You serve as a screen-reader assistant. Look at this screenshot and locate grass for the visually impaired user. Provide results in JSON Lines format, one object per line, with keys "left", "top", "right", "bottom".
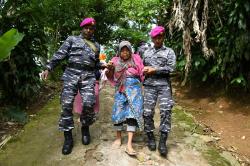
{"left": 0, "top": 96, "right": 61, "bottom": 166}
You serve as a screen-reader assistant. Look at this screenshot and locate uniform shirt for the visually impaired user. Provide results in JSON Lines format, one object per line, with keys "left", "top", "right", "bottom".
{"left": 143, "top": 46, "right": 176, "bottom": 86}
{"left": 137, "top": 43, "right": 151, "bottom": 58}
{"left": 46, "top": 35, "right": 100, "bottom": 83}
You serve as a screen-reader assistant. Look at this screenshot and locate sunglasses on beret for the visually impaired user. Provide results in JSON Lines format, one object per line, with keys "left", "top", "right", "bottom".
{"left": 83, "top": 26, "right": 96, "bottom": 30}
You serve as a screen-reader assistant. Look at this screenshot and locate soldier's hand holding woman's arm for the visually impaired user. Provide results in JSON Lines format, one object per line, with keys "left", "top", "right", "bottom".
{"left": 106, "top": 61, "right": 114, "bottom": 70}
{"left": 143, "top": 66, "right": 156, "bottom": 75}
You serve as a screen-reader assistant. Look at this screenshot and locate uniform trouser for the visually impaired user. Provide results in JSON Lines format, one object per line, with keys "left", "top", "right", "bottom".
{"left": 59, "top": 78, "right": 96, "bottom": 131}
{"left": 143, "top": 85, "right": 174, "bottom": 133}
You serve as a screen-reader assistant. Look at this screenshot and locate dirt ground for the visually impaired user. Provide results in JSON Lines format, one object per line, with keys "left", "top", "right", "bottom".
{"left": 173, "top": 80, "right": 250, "bottom": 163}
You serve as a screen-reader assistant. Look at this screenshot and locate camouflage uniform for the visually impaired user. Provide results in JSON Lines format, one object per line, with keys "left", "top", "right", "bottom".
{"left": 137, "top": 43, "right": 151, "bottom": 58}
{"left": 46, "top": 35, "right": 100, "bottom": 131}
{"left": 143, "top": 46, "right": 176, "bottom": 133}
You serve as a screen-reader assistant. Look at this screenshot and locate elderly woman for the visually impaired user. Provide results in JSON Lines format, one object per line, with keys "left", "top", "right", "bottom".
{"left": 105, "top": 41, "right": 144, "bottom": 156}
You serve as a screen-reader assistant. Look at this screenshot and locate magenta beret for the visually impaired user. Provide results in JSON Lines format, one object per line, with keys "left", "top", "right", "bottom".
{"left": 150, "top": 26, "right": 165, "bottom": 38}
{"left": 80, "top": 18, "right": 96, "bottom": 27}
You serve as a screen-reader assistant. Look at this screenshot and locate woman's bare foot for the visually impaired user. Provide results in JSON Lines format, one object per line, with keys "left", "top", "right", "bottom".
{"left": 112, "top": 138, "right": 122, "bottom": 148}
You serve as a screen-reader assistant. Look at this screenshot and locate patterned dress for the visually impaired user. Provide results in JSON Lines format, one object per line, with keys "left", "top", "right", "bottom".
{"left": 109, "top": 54, "right": 144, "bottom": 130}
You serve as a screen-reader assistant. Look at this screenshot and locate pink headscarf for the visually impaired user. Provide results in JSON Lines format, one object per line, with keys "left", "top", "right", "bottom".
{"left": 109, "top": 54, "right": 144, "bottom": 92}
{"left": 107, "top": 41, "right": 144, "bottom": 91}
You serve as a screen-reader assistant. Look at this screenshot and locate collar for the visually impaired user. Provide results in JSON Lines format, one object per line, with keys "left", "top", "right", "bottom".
{"left": 79, "top": 34, "right": 95, "bottom": 42}
{"left": 152, "top": 45, "right": 166, "bottom": 52}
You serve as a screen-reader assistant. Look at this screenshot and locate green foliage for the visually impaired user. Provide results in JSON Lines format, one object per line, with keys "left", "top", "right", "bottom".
{"left": 112, "top": 28, "right": 147, "bottom": 48}
{"left": 0, "top": 0, "right": 47, "bottom": 106}
{"left": 0, "top": 0, "right": 249, "bottom": 110}
{"left": 103, "top": 47, "right": 116, "bottom": 63}
{"left": 1, "top": 106, "right": 28, "bottom": 124}
{"left": 111, "top": 0, "right": 169, "bottom": 48}
{"left": 0, "top": 0, "right": 124, "bottom": 106}
{"left": 206, "top": 0, "right": 250, "bottom": 89}
{"left": 230, "top": 74, "right": 247, "bottom": 87}
{"left": 39, "top": 0, "right": 123, "bottom": 45}
{"left": 0, "top": 28, "right": 24, "bottom": 62}
{"left": 162, "top": 0, "right": 250, "bottom": 90}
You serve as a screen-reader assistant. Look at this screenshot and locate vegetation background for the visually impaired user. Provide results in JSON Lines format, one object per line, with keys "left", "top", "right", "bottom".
{"left": 0, "top": 0, "right": 249, "bottom": 121}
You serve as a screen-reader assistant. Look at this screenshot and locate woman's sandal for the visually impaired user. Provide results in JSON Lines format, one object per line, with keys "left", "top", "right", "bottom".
{"left": 125, "top": 148, "right": 137, "bottom": 156}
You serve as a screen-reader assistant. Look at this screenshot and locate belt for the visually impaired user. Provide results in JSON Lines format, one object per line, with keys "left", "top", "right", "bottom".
{"left": 145, "top": 73, "right": 170, "bottom": 79}
{"left": 68, "top": 63, "right": 95, "bottom": 71}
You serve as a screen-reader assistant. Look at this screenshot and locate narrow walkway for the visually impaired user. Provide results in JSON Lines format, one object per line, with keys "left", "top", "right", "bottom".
{"left": 0, "top": 86, "right": 239, "bottom": 166}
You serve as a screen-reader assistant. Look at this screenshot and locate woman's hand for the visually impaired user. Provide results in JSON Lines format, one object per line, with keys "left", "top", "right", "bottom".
{"left": 105, "top": 61, "right": 115, "bottom": 79}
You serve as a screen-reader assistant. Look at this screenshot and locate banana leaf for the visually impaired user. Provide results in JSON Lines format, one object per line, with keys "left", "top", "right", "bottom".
{"left": 0, "top": 28, "right": 24, "bottom": 62}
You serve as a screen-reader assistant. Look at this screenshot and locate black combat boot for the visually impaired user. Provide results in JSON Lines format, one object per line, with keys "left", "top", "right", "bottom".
{"left": 158, "top": 132, "right": 168, "bottom": 156}
{"left": 81, "top": 126, "right": 91, "bottom": 145}
{"left": 146, "top": 132, "right": 156, "bottom": 151}
{"left": 62, "top": 130, "right": 73, "bottom": 155}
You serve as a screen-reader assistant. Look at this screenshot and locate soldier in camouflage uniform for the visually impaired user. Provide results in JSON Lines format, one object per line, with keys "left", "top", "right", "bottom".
{"left": 143, "top": 26, "right": 176, "bottom": 156}
{"left": 41, "top": 18, "right": 104, "bottom": 155}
